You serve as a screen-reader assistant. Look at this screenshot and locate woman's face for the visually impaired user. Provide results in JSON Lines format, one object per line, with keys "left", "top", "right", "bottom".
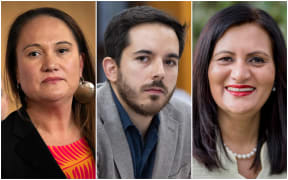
{"left": 16, "top": 15, "right": 83, "bottom": 104}
{"left": 208, "top": 23, "right": 275, "bottom": 115}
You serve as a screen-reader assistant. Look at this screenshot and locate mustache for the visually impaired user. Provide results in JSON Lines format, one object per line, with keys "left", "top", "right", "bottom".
{"left": 141, "top": 80, "right": 168, "bottom": 94}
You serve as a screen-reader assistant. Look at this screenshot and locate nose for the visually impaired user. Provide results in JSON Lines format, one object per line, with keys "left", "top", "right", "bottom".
{"left": 151, "top": 58, "right": 165, "bottom": 81}
{"left": 231, "top": 60, "right": 251, "bottom": 82}
{"left": 41, "top": 52, "right": 59, "bottom": 72}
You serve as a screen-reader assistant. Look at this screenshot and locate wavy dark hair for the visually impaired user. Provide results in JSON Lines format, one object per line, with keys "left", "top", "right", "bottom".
{"left": 104, "top": 6, "right": 186, "bottom": 66}
{"left": 5, "top": 7, "right": 95, "bottom": 155}
{"left": 193, "top": 4, "right": 286, "bottom": 174}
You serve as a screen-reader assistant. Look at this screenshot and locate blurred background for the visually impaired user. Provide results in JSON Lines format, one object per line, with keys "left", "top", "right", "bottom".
{"left": 193, "top": 1, "right": 287, "bottom": 48}
{"left": 1, "top": 1, "right": 95, "bottom": 119}
{"left": 97, "top": 1, "right": 191, "bottom": 103}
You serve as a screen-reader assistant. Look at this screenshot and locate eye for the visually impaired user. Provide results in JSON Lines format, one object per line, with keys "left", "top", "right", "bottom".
{"left": 57, "top": 48, "right": 69, "bottom": 54}
{"left": 136, "top": 56, "right": 149, "bottom": 63}
{"left": 28, "top": 51, "right": 40, "bottom": 57}
{"left": 164, "top": 59, "right": 177, "bottom": 66}
{"left": 218, "top": 56, "right": 233, "bottom": 62}
{"left": 249, "top": 56, "right": 265, "bottom": 64}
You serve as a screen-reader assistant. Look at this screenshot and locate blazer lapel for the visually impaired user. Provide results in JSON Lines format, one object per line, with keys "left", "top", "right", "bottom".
{"left": 13, "top": 111, "right": 66, "bottom": 178}
{"left": 98, "top": 82, "right": 134, "bottom": 178}
{"left": 152, "top": 104, "right": 179, "bottom": 178}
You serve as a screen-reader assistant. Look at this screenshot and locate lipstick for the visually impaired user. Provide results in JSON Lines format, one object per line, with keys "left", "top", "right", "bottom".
{"left": 225, "top": 85, "right": 255, "bottom": 96}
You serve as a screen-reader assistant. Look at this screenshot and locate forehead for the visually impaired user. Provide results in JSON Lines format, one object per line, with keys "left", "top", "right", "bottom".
{"left": 126, "top": 23, "right": 179, "bottom": 53}
{"left": 214, "top": 23, "right": 272, "bottom": 55}
{"left": 17, "top": 15, "right": 76, "bottom": 46}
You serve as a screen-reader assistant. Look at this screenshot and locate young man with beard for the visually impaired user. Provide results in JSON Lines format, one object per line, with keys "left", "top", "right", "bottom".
{"left": 97, "top": 6, "right": 191, "bottom": 178}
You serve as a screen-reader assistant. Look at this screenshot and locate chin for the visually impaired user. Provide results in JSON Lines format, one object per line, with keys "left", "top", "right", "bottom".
{"left": 141, "top": 105, "right": 163, "bottom": 116}
{"left": 225, "top": 106, "right": 257, "bottom": 115}
{"left": 40, "top": 93, "right": 70, "bottom": 102}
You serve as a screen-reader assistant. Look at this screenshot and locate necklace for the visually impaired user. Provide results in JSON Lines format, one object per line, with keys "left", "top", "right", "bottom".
{"left": 224, "top": 144, "right": 257, "bottom": 159}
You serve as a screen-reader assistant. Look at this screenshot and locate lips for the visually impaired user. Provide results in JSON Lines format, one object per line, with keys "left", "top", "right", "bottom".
{"left": 225, "top": 85, "right": 255, "bottom": 96}
{"left": 144, "top": 87, "right": 165, "bottom": 94}
{"left": 42, "top": 77, "right": 64, "bottom": 83}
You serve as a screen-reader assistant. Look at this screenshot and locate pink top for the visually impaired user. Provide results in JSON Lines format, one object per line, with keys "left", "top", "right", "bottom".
{"left": 48, "top": 138, "right": 95, "bottom": 179}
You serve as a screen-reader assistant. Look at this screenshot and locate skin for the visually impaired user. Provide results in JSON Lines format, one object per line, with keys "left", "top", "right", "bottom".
{"left": 208, "top": 23, "right": 275, "bottom": 178}
{"left": 103, "top": 23, "right": 179, "bottom": 136}
{"left": 16, "top": 15, "right": 83, "bottom": 145}
{"left": 1, "top": 88, "right": 9, "bottom": 120}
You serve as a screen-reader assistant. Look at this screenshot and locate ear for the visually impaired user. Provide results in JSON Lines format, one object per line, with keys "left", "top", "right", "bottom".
{"left": 102, "top": 57, "right": 118, "bottom": 82}
{"left": 79, "top": 53, "right": 84, "bottom": 77}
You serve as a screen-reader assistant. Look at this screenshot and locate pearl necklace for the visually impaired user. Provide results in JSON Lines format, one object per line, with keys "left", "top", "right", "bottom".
{"left": 224, "top": 144, "right": 257, "bottom": 159}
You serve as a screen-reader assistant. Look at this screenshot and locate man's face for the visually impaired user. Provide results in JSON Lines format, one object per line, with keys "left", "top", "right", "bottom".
{"left": 114, "top": 23, "right": 179, "bottom": 116}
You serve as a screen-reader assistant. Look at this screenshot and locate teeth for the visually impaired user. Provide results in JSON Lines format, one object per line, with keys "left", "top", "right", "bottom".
{"left": 227, "top": 87, "right": 254, "bottom": 92}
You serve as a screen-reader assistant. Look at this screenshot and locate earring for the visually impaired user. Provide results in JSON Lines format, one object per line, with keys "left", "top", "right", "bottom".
{"left": 272, "top": 86, "right": 276, "bottom": 92}
{"left": 74, "top": 77, "right": 95, "bottom": 104}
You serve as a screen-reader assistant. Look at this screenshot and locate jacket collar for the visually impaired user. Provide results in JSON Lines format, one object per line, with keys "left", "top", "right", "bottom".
{"left": 11, "top": 108, "right": 66, "bottom": 178}
{"left": 98, "top": 82, "right": 134, "bottom": 178}
{"left": 97, "top": 81, "right": 179, "bottom": 178}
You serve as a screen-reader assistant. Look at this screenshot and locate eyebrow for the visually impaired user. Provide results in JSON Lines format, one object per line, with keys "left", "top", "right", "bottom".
{"left": 133, "top": 49, "right": 153, "bottom": 55}
{"left": 213, "top": 50, "right": 235, "bottom": 57}
{"left": 23, "top": 41, "right": 72, "bottom": 51}
{"left": 133, "top": 49, "right": 179, "bottom": 59}
{"left": 166, "top": 53, "right": 179, "bottom": 60}
{"left": 23, "top": 43, "right": 41, "bottom": 51}
{"left": 213, "top": 50, "right": 272, "bottom": 58}
{"left": 56, "top": 41, "right": 72, "bottom": 46}
{"left": 247, "top": 51, "right": 272, "bottom": 58}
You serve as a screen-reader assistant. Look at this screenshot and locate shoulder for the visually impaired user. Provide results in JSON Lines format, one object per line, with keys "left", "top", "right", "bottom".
{"left": 169, "top": 96, "right": 191, "bottom": 111}
{"left": 97, "top": 81, "right": 110, "bottom": 95}
{"left": 192, "top": 157, "right": 220, "bottom": 178}
{"left": 2, "top": 108, "right": 34, "bottom": 149}
{"left": 2, "top": 109, "right": 31, "bottom": 134}
{"left": 96, "top": 81, "right": 114, "bottom": 106}
{"left": 192, "top": 156, "right": 240, "bottom": 178}
{"left": 162, "top": 96, "right": 191, "bottom": 124}
{"left": 1, "top": 110, "right": 31, "bottom": 178}
{"left": 97, "top": 82, "right": 105, "bottom": 90}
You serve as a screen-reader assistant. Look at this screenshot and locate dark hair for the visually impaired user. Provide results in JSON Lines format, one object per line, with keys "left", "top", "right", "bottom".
{"left": 104, "top": 6, "right": 186, "bottom": 66}
{"left": 193, "top": 4, "right": 286, "bottom": 174}
{"left": 5, "top": 7, "right": 95, "bottom": 155}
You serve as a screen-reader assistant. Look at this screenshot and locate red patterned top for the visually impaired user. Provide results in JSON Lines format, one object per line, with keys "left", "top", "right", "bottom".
{"left": 48, "top": 138, "right": 95, "bottom": 179}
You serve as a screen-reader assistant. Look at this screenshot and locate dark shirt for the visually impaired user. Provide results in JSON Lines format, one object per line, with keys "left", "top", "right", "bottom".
{"left": 111, "top": 87, "right": 159, "bottom": 179}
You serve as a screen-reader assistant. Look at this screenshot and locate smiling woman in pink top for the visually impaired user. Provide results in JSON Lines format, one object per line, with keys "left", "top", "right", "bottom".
{"left": 2, "top": 7, "right": 95, "bottom": 178}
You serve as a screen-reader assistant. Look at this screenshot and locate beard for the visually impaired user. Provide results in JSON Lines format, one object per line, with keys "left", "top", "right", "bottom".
{"left": 115, "top": 71, "right": 175, "bottom": 116}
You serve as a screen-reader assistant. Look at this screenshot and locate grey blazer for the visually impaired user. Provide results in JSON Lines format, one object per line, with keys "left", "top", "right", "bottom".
{"left": 97, "top": 82, "right": 191, "bottom": 178}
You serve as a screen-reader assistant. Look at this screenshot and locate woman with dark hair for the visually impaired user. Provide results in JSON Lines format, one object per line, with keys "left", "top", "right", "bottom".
{"left": 2, "top": 7, "right": 95, "bottom": 178}
{"left": 193, "top": 4, "right": 286, "bottom": 178}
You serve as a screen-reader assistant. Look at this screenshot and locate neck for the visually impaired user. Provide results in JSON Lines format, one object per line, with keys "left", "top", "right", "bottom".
{"left": 26, "top": 97, "right": 80, "bottom": 145}
{"left": 218, "top": 109, "right": 260, "bottom": 153}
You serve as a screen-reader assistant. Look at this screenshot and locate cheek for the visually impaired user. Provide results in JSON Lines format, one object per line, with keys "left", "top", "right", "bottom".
{"left": 208, "top": 64, "right": 227, "bottom": 90}
{"left": 167, "top": 69, "right": 178, "bottom": 85}
{"left": 123, "top": 65, "right": 147, "bottom": 84}
{"left": 67, "top": 61, "right": 82, "bottom": 88}
{"left": 255, "top": 66, "right": 275, "bottom": 90}
{"left": 208, "top": 64, "right": 231, "bottom": 104}
{"left": 17, "top": 61, "right": 38, "bottom": 83}
{"left": 66, "top": 56, "right": 82, "bottom": 76}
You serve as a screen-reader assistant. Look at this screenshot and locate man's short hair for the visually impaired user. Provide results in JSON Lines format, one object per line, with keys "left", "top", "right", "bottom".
{"left": 104, "top": 6, "right": 186, "bottom": 66}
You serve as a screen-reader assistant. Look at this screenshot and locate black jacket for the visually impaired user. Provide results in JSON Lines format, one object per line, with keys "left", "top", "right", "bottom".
{"left": 1, "top": 108, "right": 66, "bottom": 179}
